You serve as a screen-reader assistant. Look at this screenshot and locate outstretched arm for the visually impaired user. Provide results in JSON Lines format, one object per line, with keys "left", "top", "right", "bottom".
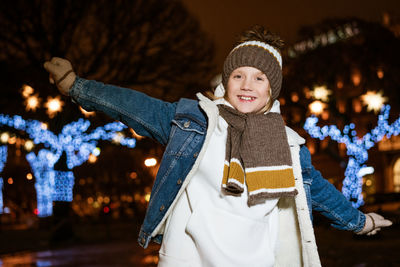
{"left": 44, "top": 57, "right": 176, "bottom": 145}
{"left": 300, "top": 145, "right": 392, "bottom": 234}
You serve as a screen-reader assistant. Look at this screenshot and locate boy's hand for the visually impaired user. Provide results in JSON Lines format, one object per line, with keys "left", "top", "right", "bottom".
{"left": 43, "top": 57, "right": 76, "bottom": 96}
{"left": 356, "top": 212, "right": 392, "bottom": 235}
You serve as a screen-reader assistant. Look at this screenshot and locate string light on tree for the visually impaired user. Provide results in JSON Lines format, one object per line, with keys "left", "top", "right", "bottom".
{"left": 0, "top": 146, "right": 7, "bottom": 214}
{"left": 1, "top": 132, "right": 9, "bottom": 143}
{"left": 24, "top": 140, "right": 34, "bottom": 151}
{"left": 0, "top": 114, "right": 136, "bottom": 217}
{"left": 304, "top": 105, "right": 400, "bottom": 207}
{"left": 88, "top": 154, "right": 97, "bottom": 164}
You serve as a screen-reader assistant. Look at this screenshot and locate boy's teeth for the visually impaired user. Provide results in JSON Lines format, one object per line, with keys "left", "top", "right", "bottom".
{"left": 240, "top": 96, "right": 254, "bottom": 100}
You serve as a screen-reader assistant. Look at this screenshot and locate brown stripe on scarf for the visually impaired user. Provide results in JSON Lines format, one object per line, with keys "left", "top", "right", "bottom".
{"left": 218, "top": 104, "right": 297, "bottom": 206}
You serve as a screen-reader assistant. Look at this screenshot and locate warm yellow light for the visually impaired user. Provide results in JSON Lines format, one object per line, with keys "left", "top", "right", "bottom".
{"left": 130, "top": 172, "right": 138, "bottom": 179}
{"left": 142, "top": 255, "right": 159, "bottom": 265}
{"left": 377, "top": 69, "right": 384, "bottom": 79}
{"left": 309, "top": 101, "right": 325, "bottom": 115}
{"left": 21, "top": 84, "right": 34, "bottom": 98}
{"left": 45, "top": 96, "right": 64, "bottom": 118}
{"left": 25, "top": 95, "right": 41, "bottom": 112}
{"left": 26, "top": 173, "right": 33, "bottom": 180}
{"left": 103, "top": 196, "right": 110, "bottom": 204}
{"left": 337, "top": 100, "right": 346, "bottom": 113}
{"left": 144, "top": 157, "right": 157, "bottom": 167}
{"left": 8, "top": 136, "right": 16, "bottom": 145}
{"left": 336, "top": 80, "right": 343, "bottom": 89}
{"left": 1, "top": 132, "right": 9, "bottom": 143}
{"left": 291, "top": 92, "right": 299, "bottom": 102}
{"left": 312, "top": 86, "right": 332, "bottom": 102}
{"left": 79, "top": 107, "right": 95, "bottom": 117}
{"left": 352, "top": 99, "right": 362, "bottom": 113}
{"left": 112, "top": 132, "right": 124, "bottom": 144}
{"left": 361, "top": 91, "right": 388, "bottom": 113}
{"left": 130, "top": 128, "right": 144, "bottom": 140}
{"left": 88, "top": 154, "right": 97, "bottom": 163}
{"left": 8, "top": 177, "right": 13, "bottom": 184}
{"left": 351, "top": 71, "right": 361, "bottom": 86}
{"left": 303, "top": 87, "right": 311, "bottom": 99}
{"left": 144, "top": 193, "right": 151, "bottom": 202}
{"left": 24, "top": 140, "right": 34, "bottom": 151}
{"left": 87, "top": 197, "right": 94, "bottom": 204}
{"left": 321, "top": 110, "right": 330, "bottom": 120}
{"left": 41, "top": 123, "right": 48, "bottom": 130}
{"left": 365, "top": 180, "right": 372, "bottom": 186}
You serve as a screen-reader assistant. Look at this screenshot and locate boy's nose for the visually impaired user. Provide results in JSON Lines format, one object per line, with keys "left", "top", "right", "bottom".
{"left": 241, "top": 79, "right": 252, "bottom": 91}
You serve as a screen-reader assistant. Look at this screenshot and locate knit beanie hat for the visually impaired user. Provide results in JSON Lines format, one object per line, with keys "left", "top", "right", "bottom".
{"left": 222, "top": 41, "right": 283, "bottom": 101}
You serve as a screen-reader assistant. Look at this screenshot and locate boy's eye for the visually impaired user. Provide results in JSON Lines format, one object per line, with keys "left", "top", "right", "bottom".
{"left": 256, "top": 76, "right": 265, "bottom": 81}
{"left": 233, "top": 74, "right": 242, "bottom": 79}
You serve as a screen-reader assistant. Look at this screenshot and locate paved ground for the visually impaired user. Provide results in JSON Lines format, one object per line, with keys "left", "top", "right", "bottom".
{"left": 315, "top": 226, "right": 400, "bottom": 267}
{"left": 0, "top": 241, "right": 160, "bottom": 267}
{"left": 1, "top": 223, "right": 399, "bottom": 266}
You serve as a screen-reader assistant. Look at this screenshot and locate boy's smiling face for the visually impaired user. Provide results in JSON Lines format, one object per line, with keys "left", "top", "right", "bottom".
{"left": 226, "top": 66, "right": 271, "bottom": 114}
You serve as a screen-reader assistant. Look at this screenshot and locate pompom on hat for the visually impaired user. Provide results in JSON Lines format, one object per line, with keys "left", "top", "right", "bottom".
{"left": 222, "top": 40, "right": 283, "bottom": 101}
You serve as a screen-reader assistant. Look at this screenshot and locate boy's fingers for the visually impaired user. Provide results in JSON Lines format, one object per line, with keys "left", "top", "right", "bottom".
{"left": 44, "top": 61, "right": 57, "bottom": 72}
{"left": 49, "top": 74, "right": 54, "bottom": 84}
{"left": 43, "top": 61, "right": 50, "bottom": 71}
{"left": 380, "top": 219, "right": 393, "bottom": 227}
{"left": 51, "top": 57, "right": 62, "bottom": 64}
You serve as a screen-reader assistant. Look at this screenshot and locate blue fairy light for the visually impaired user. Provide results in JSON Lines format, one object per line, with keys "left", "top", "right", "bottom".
{"left": 0, "top": 146, "right": 6, "bottom": 214}
{"left": 53, "top": 171, "right": 75, "bottom": 202}
{"left": 304, "top": 105, "right": 400, "bottom": 208}
{"left": 0, "top": 114, "right": 137, "bottom": 217}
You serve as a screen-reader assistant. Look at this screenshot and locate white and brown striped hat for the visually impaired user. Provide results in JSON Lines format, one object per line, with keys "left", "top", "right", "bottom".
{"left": 222, "top": 40, "right": 283, "bottom": 101}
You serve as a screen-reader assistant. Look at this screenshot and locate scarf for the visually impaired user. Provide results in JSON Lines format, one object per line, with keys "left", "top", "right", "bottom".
{"left": 218, "top": 104, "right": 297, "bottom": 206}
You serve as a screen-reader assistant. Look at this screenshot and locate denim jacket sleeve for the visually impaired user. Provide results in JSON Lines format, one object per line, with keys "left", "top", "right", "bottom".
{"left": 300, "top": 145, "right": 366, "bottom": 232}
{"left": 69, "top": 77, "right": 177, "bottom": 145}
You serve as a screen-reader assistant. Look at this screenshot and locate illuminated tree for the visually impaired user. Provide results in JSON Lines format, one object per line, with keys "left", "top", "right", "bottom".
{"left": 280, "top": 18, "right": 400, "bottom": 204}
{"left": 0, "top": 145, "right": 7, "bottom": 213}
{"left": 0, "top": 0, "right": 214, "bottom": 220}
{"left": 0, "top": 114, "right": 136, "bottom": 217}
{"left": 305, "top": 105, "right": 400, "bottom": 207}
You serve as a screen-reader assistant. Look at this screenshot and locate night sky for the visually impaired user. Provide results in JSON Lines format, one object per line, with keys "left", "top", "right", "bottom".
{"left": 182, "top": 0, "right": 400, "bottom": 68}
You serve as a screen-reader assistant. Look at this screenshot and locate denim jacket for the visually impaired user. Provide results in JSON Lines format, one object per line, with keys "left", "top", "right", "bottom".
{"left": 70, "top": 77, "right": 365, "bottom": 249}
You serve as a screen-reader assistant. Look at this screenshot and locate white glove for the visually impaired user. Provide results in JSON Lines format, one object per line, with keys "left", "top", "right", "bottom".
{"left": 43, "top": 57, "right": 76, "bottom": 96}
{"left": 356, "top": 212, "right": 392, "bottom": 236}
